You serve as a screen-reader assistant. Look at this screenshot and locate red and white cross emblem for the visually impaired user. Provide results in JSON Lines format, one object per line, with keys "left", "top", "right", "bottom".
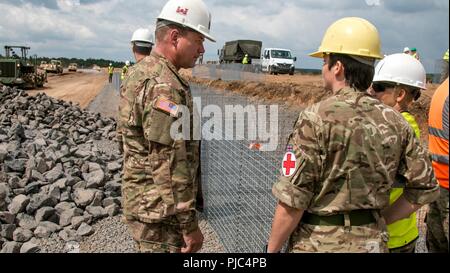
{"left": 282, "top": 152, "right": 297, "bottom": 177}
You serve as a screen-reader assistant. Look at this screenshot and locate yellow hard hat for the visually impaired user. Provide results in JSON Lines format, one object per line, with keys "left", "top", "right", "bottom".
{"left": 310, "top": 17, "right": 383, "bottom": 60}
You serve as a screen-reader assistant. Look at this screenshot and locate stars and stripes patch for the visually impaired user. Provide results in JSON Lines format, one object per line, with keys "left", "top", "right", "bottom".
{"left": 153, "top": 96, "right": 180, "bottom": 117}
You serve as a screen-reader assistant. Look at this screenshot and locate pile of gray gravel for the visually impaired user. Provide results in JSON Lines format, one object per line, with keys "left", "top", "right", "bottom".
{"left": 0, "top": 85, "right": 224, "bottom": 253}
{"left": 36, "top": 213, "right": 224, "bottom": 253}
{"left": 0, "top": 86, "right": 122, "bottom": 252}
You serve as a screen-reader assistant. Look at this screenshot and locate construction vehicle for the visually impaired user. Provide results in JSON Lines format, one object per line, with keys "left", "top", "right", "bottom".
{"left": 46, "top": 59, "right": 63, "bottom": 74}
{"left": 218, "top": 40, "right": 262, "bottom": 64}
{"left": 261, "top": 48, "right": 297, "bottom": 75}
{"left": 39, "top": 61, "right": 48, "bottom": 70}
{"left": 0, "top": 45, "right": 47, "bottom": 89}
{"left": 68, "top": 63, "right": 78, "bottom": 72}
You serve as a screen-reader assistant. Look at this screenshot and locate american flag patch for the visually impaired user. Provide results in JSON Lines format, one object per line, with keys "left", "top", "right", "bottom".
{"left": 154, "top": 96, "right": 180, "bottom": 117}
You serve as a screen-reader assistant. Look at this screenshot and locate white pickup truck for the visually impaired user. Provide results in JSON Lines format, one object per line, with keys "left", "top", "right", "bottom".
{"left": 261, "top": 48, "right": 297, "bottom": 75}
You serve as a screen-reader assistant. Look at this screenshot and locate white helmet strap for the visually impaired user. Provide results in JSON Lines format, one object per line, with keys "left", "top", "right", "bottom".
{"left": 156, "top": 19, "right": 185, "bottom": 31}
{"left": 133, "top": 41, "right": 153, "bottom": 48}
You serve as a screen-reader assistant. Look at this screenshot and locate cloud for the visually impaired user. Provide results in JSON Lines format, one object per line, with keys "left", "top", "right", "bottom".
{"left": 206, "top": 0, "right": 449, "bottom": 71}
{"left": 1, "top": 0, "right": 60, "bottom": 9}
{"left": 383, "top": 0, "right": 446, "bottom": 13}
{"left": 0, "top": 0, "right": 448, "bottom": 72}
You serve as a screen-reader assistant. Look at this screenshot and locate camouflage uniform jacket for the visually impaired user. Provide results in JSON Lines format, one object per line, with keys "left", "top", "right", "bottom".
{"left": 118, "top": 51, "right": 201, "bottom": 234}
{"left": 273, "top": 87, "right": 439, "bottom": 216}
{"left": 117, "top": 58, "right": 148, "bottom": 148}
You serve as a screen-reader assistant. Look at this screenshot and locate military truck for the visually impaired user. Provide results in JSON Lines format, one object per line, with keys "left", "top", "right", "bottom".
{"left": 39, "top": 61, "right": 48, "bottom": 70}
{"left": 46, "top": 59, "right": 63, "bottom": 74}
{"left": 218, "top": 40, "right": 262, "bottom": 64}
{"left": 68, "top": 63, "right": 78, "bottom": 72}
{"left": 0, "top": 46, "right": 47, "bottom": 89}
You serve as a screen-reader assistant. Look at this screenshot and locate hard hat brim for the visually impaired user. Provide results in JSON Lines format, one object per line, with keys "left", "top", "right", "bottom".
{"left": 309, "top": 50, "right": 383, "bottom": 60}
{"left": 309, "top": 51, "right": 324, "bottom": 58}
{"left": 196, "top": 29, "right": 216, "bottom": 42}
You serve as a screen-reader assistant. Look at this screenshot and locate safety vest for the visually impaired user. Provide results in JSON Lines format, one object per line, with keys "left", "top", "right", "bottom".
{"left": 242, "top": 56, "right": 249, "bottom": 64}
{"left": 402, "top": 112, "right": 421, "bottom": 138}
{"left": 444, "top": 49, "right": 449, "bottom": 62}
{"left": 108, "top": 66, "right": 114, "bottom": 74}
{"left": 428, "top": 78, "right": 449, "bottom": 189}
{"left": 387, "top": 112, "right": 420, "bottom": 249}
{"left": 121, "top": 66, "right": 128, "bottom": 80}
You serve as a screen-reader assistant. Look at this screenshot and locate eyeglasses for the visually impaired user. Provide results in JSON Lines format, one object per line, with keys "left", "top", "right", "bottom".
{"left": 372, "top": 82, "right": 397, "bottom": 93}
{"left": 372, "top": 82, "right": 422, "bottom": 100}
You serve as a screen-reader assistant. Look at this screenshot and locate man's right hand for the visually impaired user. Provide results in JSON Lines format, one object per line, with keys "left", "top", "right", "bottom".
{"left": 181, "top": 227, "right": 204, "bottom": 253}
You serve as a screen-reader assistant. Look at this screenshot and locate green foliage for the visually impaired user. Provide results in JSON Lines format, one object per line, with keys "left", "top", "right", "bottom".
{"left": 34, "top": 56, "right": 125, "bottom": 68}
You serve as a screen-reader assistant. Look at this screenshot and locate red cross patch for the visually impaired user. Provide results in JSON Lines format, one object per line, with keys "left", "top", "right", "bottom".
{"left": 282, "top": 152, "right": 297, "bottom": 177}
{"left": 176, "top": 6, "right": 189, "bottom": 15}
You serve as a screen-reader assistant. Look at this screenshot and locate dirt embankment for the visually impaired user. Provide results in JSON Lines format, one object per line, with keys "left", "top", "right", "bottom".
{"left": 181, "top": 71, "right": 329, "bottom": 107}
{"left": 181, "top": 69, "right": 439, "bottom": 143}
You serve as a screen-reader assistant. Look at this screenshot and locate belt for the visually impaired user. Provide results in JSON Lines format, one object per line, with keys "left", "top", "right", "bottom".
{"left": 302, "top": 210, "right": 377, "bottom": 226}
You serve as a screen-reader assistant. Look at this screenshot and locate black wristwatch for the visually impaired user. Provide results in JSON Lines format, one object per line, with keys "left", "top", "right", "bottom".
{"left": 264, "top": 245, "right": 281, "bottom": 253}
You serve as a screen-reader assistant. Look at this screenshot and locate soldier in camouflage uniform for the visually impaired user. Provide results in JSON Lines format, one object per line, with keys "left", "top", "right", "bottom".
{"left": 117, "top": 0, "right": 215, "bottom": 253}
{"left": 266, "top": 17, "right": 440, "bottom": 253}
{"left": 116, "top": 28, "right": 154, "bottom": 154}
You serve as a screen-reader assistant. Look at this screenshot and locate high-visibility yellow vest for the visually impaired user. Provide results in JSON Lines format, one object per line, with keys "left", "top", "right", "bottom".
{"left": 387, "top": 111, "right": 420, "bottom": 249}
{"left": 242, "top": 56, "right": 249, "bottom": 64}
{"left": 444, "top": 49, "right": 449, "bottom": 62}
{"left": 108, "top": 66, "right": 114, "bottom": 74}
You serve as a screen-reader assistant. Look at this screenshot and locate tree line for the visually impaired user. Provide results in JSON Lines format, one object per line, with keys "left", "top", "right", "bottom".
{"left": 35, "top": 57, "right": 126, "bottom": 68}
{"left": 0, "top": 54, "right": 125, "bottom": 68}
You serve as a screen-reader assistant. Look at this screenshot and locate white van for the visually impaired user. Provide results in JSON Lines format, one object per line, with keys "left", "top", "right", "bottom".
{"left": 261, "top": 48, "right": 297, "bottom": 75}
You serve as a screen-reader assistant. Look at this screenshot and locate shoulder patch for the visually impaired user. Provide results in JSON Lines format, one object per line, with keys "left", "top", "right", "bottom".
{"left": 153, "top": 96, "right": 180, "bottom": 117}
{"left": 282, "top": 152, "right": 297, "bottom": 177}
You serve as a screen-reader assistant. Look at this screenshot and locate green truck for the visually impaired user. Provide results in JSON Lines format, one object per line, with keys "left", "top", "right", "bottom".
{"left": 218, "top": 40, "right": 262, "bottom": 64}
{"left": 0, "top": 45, "right": 47, "bottom": 89}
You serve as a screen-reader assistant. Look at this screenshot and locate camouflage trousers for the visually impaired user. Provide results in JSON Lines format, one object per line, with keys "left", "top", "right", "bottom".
{"left": 124, "top": 218, "right": 184, "bottom": 253}
{"left": 287, "top": 223, "right": 389, "bottom": 253}
{"left": 426, "top": 187, "right": 449, "bottom": 253}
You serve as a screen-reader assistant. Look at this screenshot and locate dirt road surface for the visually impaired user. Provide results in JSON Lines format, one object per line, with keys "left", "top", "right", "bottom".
{"left": 27, "top": 69, "right": 108, "bottom": 109}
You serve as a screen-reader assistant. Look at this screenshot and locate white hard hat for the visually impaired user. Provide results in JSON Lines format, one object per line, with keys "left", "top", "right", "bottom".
{"left": 109, "top": 63, "right": 112, "bottom": 66}
{"left": 157, "top": 0, "right": 215, "bottom": 42}
{"left": 125, "top": 61, "right": 130, "bottom": 66}
{"left": 373, "top": 53, "right": 427, "bottom": 90}
{"left": 403, "top": 47, "right": 411, "bottom": 53}
{"left": 131, "top": 28, "right": 154, "bottom": 47}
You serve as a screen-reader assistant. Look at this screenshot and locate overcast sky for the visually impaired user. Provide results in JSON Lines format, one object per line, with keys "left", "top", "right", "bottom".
{"left": 0, "top": 0, "right": 448, "bottom": 71}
